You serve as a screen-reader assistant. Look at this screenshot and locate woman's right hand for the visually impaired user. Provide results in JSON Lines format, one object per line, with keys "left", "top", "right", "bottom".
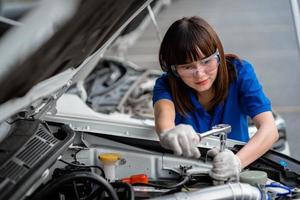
{"left": 158, "top": 124, "right": 201, "bottom": 158}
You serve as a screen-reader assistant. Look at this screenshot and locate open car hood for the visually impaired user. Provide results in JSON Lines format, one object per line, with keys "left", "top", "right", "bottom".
{"left": 0, "top": 0, "right": 151, "bottom": 123}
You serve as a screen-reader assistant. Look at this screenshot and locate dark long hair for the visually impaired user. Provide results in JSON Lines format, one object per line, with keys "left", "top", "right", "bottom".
{"left": 159, "top": 16, "right": 238, "bottom": 116}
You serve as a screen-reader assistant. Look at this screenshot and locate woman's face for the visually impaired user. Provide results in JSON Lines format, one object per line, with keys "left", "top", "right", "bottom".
{"left": 175, "top": 50, "right": 219, "bottom": 95}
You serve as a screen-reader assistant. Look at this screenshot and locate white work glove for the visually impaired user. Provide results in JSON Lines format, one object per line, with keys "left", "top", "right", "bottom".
{"left": 208, "top": 148, "right": 242, "bottom": 183}
{"left": 158, "top": 124, "right": 201, "bottom": 158}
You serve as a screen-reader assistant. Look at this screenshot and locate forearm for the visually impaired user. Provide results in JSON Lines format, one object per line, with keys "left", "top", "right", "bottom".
{"left": 236, "top": 113, "right": 279, "bottom": 168}
{"left": 155, "top": 113, "right": 175, "bottom": 134}
{"left": 154, "top": 99, "right": 176, "bottom": 134}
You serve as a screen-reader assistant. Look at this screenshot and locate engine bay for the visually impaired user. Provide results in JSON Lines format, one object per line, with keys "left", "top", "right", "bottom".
{"left": 1, "top": 119, "right": 299, "bottom": 200}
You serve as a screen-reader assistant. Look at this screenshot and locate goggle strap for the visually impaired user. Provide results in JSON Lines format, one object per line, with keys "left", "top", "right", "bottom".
{"left": 171, "top": 65, "right": 179, "bottom": 77}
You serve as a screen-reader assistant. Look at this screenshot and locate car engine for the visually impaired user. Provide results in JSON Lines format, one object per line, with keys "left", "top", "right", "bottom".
{"left": 1, "top": 119, "right": 299, "bottom": 200}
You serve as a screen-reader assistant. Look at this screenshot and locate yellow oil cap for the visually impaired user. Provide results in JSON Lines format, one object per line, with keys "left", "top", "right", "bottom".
{"left": 98, "top": 153, "right": 120, "bottom": 164}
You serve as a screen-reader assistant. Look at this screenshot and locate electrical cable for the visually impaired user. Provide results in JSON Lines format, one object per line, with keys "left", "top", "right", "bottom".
{"left": 265, "top": 182, "right": 292, "bottom": 197}
{"left": 132, "top": 175, "right": 190, "bottom": 189}
{"left": 58, "top": 159, "right": 106, "bottom": 178}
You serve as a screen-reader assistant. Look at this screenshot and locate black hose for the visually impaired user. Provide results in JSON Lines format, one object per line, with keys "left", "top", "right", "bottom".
{"left": 111, "top": 181, "right": 135, "bottom": 200}
{"left": 84, "top": 180, "right": 134, "bottom": 200}
{"left": 132, "top": 175, "right": 190, "bottom": 189}
{"left": 31, "top": 172, "right": 119, "bottom": 200}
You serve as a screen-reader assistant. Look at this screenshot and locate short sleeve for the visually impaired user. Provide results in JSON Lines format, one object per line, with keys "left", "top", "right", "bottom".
{"left": 236, "top": 60, "right": 272, "bottom": 118}
{"left": 152, "top": 73, "right": 173, "bottom": 105}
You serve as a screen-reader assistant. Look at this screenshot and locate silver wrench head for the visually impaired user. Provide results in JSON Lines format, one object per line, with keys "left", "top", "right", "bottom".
{"left": 212, "top": 124, "right": 231, "bottom": 134}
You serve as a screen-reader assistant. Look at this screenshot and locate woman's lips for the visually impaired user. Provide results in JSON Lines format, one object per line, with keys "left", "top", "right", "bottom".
{"left": 195, "top": 79, "right": 208, "bottom": 85}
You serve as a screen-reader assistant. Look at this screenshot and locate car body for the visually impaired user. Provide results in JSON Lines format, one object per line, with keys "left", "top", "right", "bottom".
{"left": 0, "top": 0, "right": 298, "bottom": 200}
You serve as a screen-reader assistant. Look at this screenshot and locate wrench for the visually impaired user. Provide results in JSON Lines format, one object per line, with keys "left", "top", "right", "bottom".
{"left": 198, "top": 124, "right": 231, "bottom": 139}
{"left": 198, "top": 124, "right": 231, "bottom": 151}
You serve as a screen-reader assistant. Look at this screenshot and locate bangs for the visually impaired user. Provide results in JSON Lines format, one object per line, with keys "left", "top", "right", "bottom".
{"left": 169, "top": 24, "right": 216, "bottom": 65}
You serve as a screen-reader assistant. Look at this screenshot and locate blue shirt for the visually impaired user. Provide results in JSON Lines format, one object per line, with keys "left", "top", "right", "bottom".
{"left": 152, "top": 59, "right": 271, "bottom": 142}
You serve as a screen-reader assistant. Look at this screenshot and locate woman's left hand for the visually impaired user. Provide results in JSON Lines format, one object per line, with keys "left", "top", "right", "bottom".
{"left": 209, "top": 149, "right": 241, "bottom": 182}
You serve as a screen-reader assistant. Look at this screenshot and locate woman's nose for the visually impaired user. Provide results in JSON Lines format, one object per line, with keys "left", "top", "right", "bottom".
{"left": 193, "top": 65, "right": 205, "bottom": 77}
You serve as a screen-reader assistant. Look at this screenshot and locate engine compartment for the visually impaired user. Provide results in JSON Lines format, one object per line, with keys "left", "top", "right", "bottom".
{"left": 5, "top": 120, "right": 296, "bottom": 200}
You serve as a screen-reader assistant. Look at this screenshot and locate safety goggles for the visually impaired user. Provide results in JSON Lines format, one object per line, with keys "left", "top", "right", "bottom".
{"left": 171, "top": 50, "right": 220, "bottom": 77}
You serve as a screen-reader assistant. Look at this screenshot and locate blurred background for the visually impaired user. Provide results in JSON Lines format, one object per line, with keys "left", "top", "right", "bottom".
{"left": 114, "top": 0, "right": 300, "bottom": 160}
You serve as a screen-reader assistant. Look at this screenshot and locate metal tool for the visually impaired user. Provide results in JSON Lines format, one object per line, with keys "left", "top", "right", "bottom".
{"left": 219, "top": 132, "right": 227, "bottom": 152}
{"left": 198, "top": 124, "right": 231, "bottom": 152}
{"left": 199, "top": 124, "right": 231, "bottom": 139}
